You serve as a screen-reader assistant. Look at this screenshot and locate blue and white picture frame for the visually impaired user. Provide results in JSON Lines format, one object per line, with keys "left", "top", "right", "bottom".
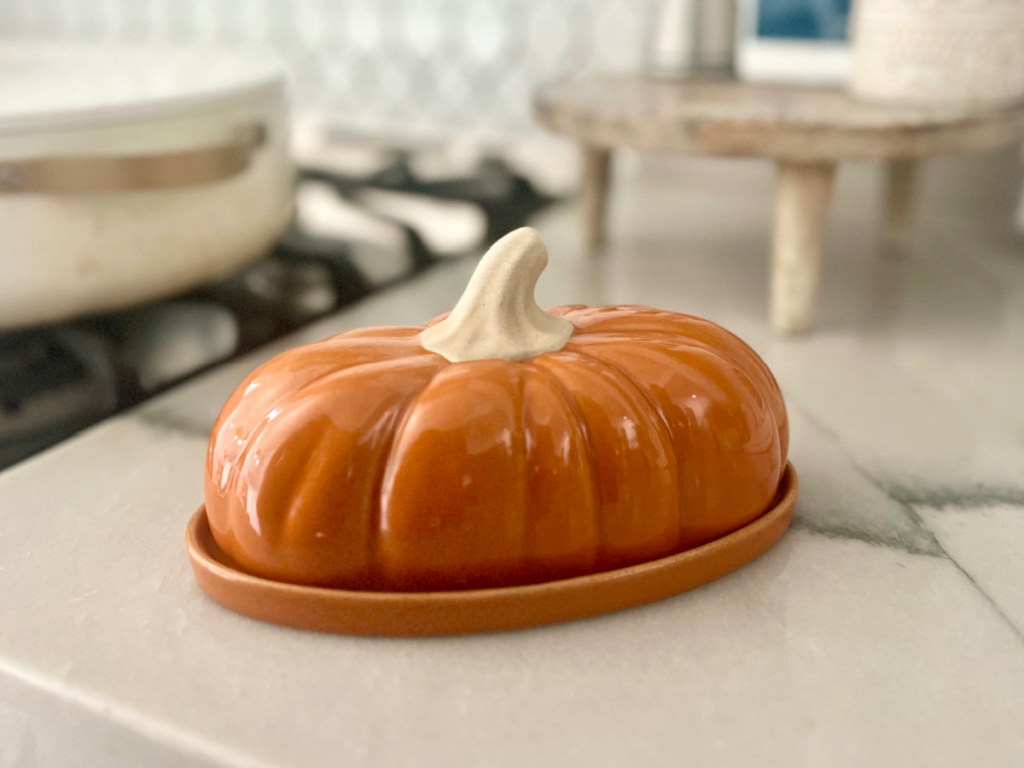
{"left": 736, "top": 0, "right": 852, "bottom": 84}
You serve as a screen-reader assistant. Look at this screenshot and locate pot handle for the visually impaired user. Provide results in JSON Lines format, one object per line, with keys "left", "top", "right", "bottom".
{"left": 0, "top": 123, "right": 266, "bottom": 195}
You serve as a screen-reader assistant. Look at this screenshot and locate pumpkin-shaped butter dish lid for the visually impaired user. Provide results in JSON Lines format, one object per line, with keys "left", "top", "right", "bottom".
{"left": 187, "top": 227, "right": 797, "bottom": 636}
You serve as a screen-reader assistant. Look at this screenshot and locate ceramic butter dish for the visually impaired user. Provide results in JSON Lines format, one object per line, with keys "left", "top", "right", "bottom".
{"left": 187, "top": 228, "right": 797, "bottom": 635}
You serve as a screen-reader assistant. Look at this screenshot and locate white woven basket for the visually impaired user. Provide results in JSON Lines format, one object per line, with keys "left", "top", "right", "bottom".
{"left": 851, "top": 0, "right": 1024, "bottom": 104}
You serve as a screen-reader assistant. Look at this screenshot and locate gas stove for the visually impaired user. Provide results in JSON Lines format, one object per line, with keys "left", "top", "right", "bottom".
{"left": 0, "top": 152, "right": 556, "bottom": 469}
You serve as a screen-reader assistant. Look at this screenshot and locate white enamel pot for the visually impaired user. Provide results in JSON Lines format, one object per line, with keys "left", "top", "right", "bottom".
{"left": 0, "top": 43, "right": 295, "bottom": 330}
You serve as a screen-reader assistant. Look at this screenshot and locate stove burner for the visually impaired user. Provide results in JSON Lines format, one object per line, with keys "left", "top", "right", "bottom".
{"left": 0, "top": 328, "right": 119, "bottom": 467}
{"left": 114, "top": 302, "right": 239, "bottom": 393}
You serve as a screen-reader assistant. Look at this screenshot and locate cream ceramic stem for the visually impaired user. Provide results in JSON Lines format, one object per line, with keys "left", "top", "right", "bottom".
{"left": 420, "top": 227, "right": 574, "bottom": 362}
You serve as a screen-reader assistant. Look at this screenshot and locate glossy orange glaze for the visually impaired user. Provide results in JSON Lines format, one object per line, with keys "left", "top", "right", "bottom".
{"left": 205, "top": 306, "right": 788, "bottom": 591}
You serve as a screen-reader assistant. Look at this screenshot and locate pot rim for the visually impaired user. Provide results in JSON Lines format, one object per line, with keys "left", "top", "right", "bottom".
{"left": 0, "top": 42, "right": 286, "bottom": 138}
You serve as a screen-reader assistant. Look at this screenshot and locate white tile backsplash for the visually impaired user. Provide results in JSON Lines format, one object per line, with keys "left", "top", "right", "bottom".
{"left": 0, "top": 0, "right": 656, "bottom": 136}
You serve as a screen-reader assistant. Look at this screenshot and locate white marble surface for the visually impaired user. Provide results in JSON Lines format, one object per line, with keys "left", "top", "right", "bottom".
{"left": 2, "top": 147, "right": 1024, "bottom": 767}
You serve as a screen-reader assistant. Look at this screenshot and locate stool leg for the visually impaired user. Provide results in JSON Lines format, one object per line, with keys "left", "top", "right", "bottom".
{"left": 885, "top": 158, "right": 918, "bottom": 253}
{"left": 1015, "top": 143, "right": 1024, "bottom": 234}
{"left": 1017, "top": 182, "right": 1024, "bottom": 235}
{"left": 771, "top": 160, "right": 836, "bottom": 333}
{"left": 580, "top": 145, "right": 612, "bottom": 253}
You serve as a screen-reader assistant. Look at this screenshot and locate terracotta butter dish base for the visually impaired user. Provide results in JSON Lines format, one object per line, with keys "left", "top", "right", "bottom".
{"left": 187, "top": 464, "right": 796, "bottom": 636}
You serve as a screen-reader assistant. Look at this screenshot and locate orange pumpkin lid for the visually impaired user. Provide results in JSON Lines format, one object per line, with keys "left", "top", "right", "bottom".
{"left": 188, "top": 228, "right": 796, "bottom": 635}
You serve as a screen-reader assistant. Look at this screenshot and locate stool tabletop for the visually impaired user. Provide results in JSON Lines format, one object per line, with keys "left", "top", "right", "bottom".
{"left": 534, "top": 74, "right": 1024, "bottom": 162}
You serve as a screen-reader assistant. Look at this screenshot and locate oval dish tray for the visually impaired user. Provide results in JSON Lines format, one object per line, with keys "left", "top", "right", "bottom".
{"left": 187, "top": 463, "right": 797, "bottom": 636}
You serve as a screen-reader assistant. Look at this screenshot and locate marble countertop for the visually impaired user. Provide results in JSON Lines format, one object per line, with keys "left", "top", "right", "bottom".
{"left": 2, "top": 148, "right": 1023, "bottom": 768}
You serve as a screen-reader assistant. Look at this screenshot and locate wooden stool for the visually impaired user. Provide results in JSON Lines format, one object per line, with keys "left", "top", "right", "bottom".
{"left": 534, "top": 75, "right": 1024, "bottom": 333}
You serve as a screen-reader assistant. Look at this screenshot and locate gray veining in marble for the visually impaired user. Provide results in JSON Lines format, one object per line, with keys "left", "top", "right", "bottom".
{"left": 3, "top": 145, "right": 1024, "bottom": 767}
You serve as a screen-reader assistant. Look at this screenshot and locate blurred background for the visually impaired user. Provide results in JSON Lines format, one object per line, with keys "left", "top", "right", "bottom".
{"left": 1, "top": 0, "right": 1023, "bottom": 471}
{"left": 0, "top": 0, "right": 652, "bottom": 138}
